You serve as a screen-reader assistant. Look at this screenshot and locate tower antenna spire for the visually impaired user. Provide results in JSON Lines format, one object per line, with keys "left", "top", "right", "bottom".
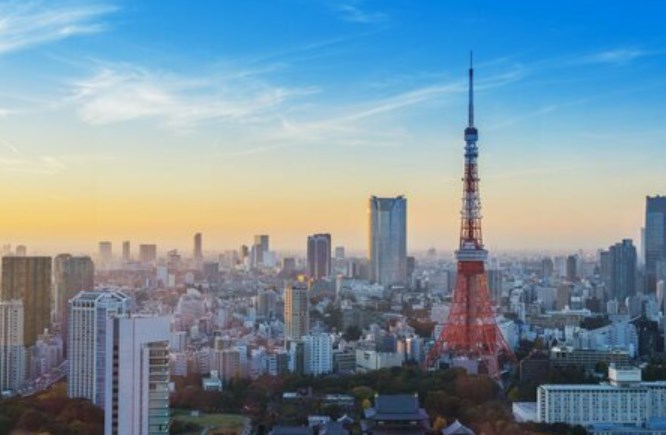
{"left": 468, "top": 50, "right": 474, "bottom": 127}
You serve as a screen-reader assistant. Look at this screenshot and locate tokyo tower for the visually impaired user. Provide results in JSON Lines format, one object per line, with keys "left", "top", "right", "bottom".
{"left": 425, "top": 55, "right": 515, "bottom": 377}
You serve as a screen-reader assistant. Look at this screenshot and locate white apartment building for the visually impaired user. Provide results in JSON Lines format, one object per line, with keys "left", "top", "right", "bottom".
{"left": 0, "top": 300, "right": 25, "bottom": 393}
{"left": 355, "top": 349, "right": 403, "bottom": 372}
{"left": 67, "top": 291, "right": 130, "bottom": 406}
{"left": 303, "top": 334, "right": 333, "bottom": 376}
{"left": 106, "top": 316, "right": 170, "bottom": 435}
{"left": 537, "top": 365, "right": 666, "bottom": 427}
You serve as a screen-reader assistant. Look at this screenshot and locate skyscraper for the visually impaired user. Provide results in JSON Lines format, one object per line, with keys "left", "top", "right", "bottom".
{"left": 307, "top": 233, "right": 332, "bottom": 280}
{"left": 284, "top": 283, "right": 309, "bottom": 340}
{"left": 67, "top": 291, "right": 130, "bottom": 406}
{"left": 139, "top": 244, "right": 157, "bottom": 265}
{"left": 608, "top": 239, "right": 637, "bottom": 302}
{"left": 0, "top": 300, "right": 25, "bottom": 393}
{"left": 302, "top": 333, "right": 333, "bottom": 375}
{"left": 99, "top": 241, "right": 112, "bottom": 267}
{"left": 645, "top": 196, "right": 666, "bottom": 292}
{"left": 252, "top": 235, "right": 269, "bottom": 268}
{"left": 1, "top": 256, "right": 52, "bottom": 347}
{"left": 368, "top": 196, "right": 407, "bottom": 286}
{"left": 193, "top": 232, "right": 203, "bottom": 265}
{"left": 106, "top": 316, "right": 170, "bottom": 434}
{"left": 122, "top": 241, "right": 131, "bottom": 262}
{"left": 53, "top": 254, "right": 94, "bottom": 329}
{"left": 566, "top": 255, "right": 578, "bottom": 282}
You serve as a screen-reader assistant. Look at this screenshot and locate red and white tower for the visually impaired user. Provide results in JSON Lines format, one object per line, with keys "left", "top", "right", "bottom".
{"left": 426, "top": 55, "right": 515, "bottom": 377}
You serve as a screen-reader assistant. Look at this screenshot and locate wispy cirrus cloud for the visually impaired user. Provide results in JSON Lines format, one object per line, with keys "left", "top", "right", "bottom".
{"left": 584, "top": 48, "right": 649, "bottom": 65}
{"left": 0, "top": 138, "right": 66, "bottom": 174}
{"left": 0, "top": 0, "right": 116, "bottom": 54}
{"left": 69, "top": 64, "right": 319, "bottom": 128}
{"left": 0, "top": 137, "right": 111, "bottom": 174}
{"left": 218, "top": 65, "right": 525, "bottom": 155}
{"left": 329, "top": 0, "right": 388, "bottom": 24}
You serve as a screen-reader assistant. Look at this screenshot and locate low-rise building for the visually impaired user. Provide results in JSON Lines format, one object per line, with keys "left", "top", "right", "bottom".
{"left": 550, "top": 345, "right": 631, "bottom": 370}
{"left": 537, "top": 365, "right": 666, "bottom": 428}
{"left": 362, "top": 394, "right": 430, "bottom": 434}
{"left": 355, "top": 350, "right": 402, "bottom": 372}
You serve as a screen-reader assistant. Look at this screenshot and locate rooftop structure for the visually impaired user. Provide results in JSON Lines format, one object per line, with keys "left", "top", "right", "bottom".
{"left": 362, "top": 394, "right": 430, "bottom": 434}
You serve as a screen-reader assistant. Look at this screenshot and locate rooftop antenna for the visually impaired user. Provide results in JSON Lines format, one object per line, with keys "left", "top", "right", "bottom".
{"left": 468, "top": 50, "right": 474, "bottom": 127}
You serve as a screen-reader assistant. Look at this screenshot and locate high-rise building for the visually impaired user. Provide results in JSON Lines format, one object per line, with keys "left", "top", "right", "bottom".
{"left": 256, "top": 289, "right": 277, "bottom": 320}
{"left": 138, "top": 244, "right": 157, "bottom": 265}
{"left": 15, "top": 245, "right": 27, "bottom": 257}
{"left": 368, "top": 196, "right": 407, "bottom": 286}
{"left": 1, "top": 256, "right": 52, "bottom": 347}
{"left": 335, "top": 246, "right": 345, "bottom": 260}
{"left": 302, "top": 333, "right": 333, "bottom": 375}
{"left": 307, "top": 233, "right": 331, "bottom": 280}
{"left": 645, "top": 196, "right": 666, "bottom": 292}
{"left": 608, "top": 239, "right": 637, "bottom": 302}
{"left": 284, "top": 283, "right": 309, "bottom": 340}
{"left": 541, "top": 257, "right": 554, "bottom": 279}
{"left": 240, "top": 245, "right": 249, "bottom": 262}
{"left": 193, "top": 232, "right": 203, "bottom": 265}
{"left": 211, "top": 348, "right": 242, "bottom": 382}
{"left": 566, "top": 255, "right": 577, "bottom": 282}
{"left": 99, "top": 242, "right": 112, "bottom": 267}
{"left": 252, "top": 235, "right": 269, "bottom": 268}
{"left": 0, "top": 300, "right": 26, "bottom": 393}
{"left": 67, "top": 291, "right": 130, "bottom": 406}
{"left": 487, "top": 268, "right": 503, "bottom": 305}
{"left": 281, "top": 257, "right": 296, "bottom": 277}
{"left": 106, "top": 316, "right": 170, "bottom": 434}
{"left": 53, "top": 254, "right": 94, "bottom": 332}
{"left": 122, "top": 241, "right": 131, "bottom": 262}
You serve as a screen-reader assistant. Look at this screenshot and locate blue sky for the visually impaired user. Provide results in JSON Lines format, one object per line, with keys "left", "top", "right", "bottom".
{"left": 0, "top": 0, "right": 665, "bottom": 253}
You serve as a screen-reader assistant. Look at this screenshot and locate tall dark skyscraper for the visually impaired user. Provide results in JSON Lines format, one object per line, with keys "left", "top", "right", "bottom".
{"left": 307, "top": 233, "right": 331, "bottom": 280}
{"left": 645, "top": 196, "right": 666, "bottom": 292}
{"left": 194, "top": 232, "right": 203, "bottom": 264}
{"left": 1, "top": 256, "right": 52, "bottom": 346}
{"left": 54, "top": 254, "right": 95, "bottom": 347}
{"left": 122, "top": 240, "right": 131, "bottom": 262}
{"left": 608, "top": 239, "right": 637, "bottom": 302}
{"left": 368, "top": 196, "right": 407, "bottom": 286}
{"left": 566, "top": 255, "right": 577, "bottom": 282}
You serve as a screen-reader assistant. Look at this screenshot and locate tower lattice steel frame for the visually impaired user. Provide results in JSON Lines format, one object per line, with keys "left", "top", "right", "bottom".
{"left": 425, "top": 55, "right": 515, "bottom": 377}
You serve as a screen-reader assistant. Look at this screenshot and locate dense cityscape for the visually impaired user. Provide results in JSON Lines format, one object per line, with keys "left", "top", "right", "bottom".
{"left": 1, "top": 60, "right": 666, "bottom": 434}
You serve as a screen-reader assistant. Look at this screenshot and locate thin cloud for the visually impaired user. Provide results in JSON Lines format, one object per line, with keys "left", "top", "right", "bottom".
{"left": 0, "top": 154, "right": 67, "bottom": 174}
{"left": 0, "top": 137, "right": 111, "bottom": 174}
{"left": 0, "top": 0, "right": 116, "bottom": 54}
{"left": 329, "top": 1, "right": 388, "bottom": 24}
{"left": 69, "top": 64, "right": 319, "bottom": 129}
{"left": 226, "top": 67, "right": 523, "bottom": 155}
{"left": 585, "top": 49, "right": 648, "bottom": 65}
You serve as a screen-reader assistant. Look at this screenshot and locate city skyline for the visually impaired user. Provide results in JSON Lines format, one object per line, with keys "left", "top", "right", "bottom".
{"left": 0, "top": 1, "right": 665, "bottom": 252}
